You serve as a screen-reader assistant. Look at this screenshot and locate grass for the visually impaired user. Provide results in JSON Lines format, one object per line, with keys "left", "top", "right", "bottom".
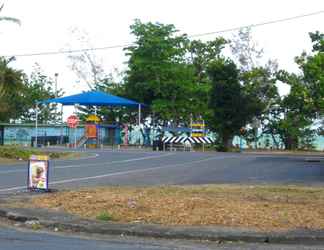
{"left": 96, "top": 211, "right": 114, "bottom": 221}
{"left": 0, "top": 146, "right": 82, "bottom": 161}
{"left": 26, "top": 184, "right": 324, "bottom": 232}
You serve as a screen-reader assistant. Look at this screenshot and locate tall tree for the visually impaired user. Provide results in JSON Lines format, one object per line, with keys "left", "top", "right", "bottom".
{"left": 230, "top": 27, "right": 263, "bottom": 71}
{"left": 264, "top": 71, "right": 316, "bottom": 150}
{"left": 20, "top": 64, "right": 63, "bottom": 123}
{"left": 296, "top": 31, "right": 324, "bottom": 118}
{"left": 124, "top": 20, "right": 196, "bottom": 125}
{"left": 0, "top": 57, "right": 24, "bottom": 122}
{"left": 66, "top": 28, "right": 105, "bottom": 89}
{"left": 230, "top": 28, "right": 279, "bottom": 147}
{"left": 207, "top": 58, "right": 246, "bottom": 149}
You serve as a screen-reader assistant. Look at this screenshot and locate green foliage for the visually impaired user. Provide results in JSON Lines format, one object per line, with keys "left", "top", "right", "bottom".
{"left": 124, "top": 20, "right": 225, "bottom": 125}
{"left": 188, "top": 38, "right": 227, "bottom": 83}
{"left": 0, "top": 57, "right": 25, "bottom": 122}
{"left": 207, "top": 58, "right": 244, "bottom": 148}
{"left": 264, "top": 71, "right": 316, "bottom": 150}
{"left": 20, "top": 64, "right": 63, "bottom": 123}
{"left": 96, "top": 211, "right": 113, "bottom": 221}
{"left": 265, "top": 31, "right": 324, "bottom": 150}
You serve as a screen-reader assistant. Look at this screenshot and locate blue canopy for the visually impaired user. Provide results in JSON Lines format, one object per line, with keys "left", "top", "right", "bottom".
{"left": 40, "top": 91, "right": 140, "bottom": 107}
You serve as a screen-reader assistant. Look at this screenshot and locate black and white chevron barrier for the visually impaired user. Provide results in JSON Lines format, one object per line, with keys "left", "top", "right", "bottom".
{"left": 162, "top": 136, "right": 214, "bottom": 144}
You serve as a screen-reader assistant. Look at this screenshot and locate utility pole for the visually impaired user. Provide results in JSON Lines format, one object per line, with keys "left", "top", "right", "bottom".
{"left": 54, "top": 73, "right": 59, "bottom": 98}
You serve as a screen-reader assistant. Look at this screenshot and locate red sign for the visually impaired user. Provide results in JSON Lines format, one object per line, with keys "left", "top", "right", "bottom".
{"left": 67, "top": 115, "right": 79, "bottom": 128}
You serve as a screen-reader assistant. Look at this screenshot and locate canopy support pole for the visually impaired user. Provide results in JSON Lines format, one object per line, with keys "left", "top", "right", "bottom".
{"left": 138, "top": 104, "right": 141, "bottom": 147}
{"left": 138, "top": 104, "right": 141, "bottom": 127}
{"left": 60, "top": 104, "right": 64, "bottom": 145}
{"left": 35, "top": 105, "right": 38, "bottom": 147}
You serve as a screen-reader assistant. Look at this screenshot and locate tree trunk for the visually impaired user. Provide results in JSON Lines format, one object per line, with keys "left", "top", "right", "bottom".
{"left": 221, "top": 133, "right": 233, "bottom": 151}
{"left": 283, "top": 136, "right": 298, "bottom": 150}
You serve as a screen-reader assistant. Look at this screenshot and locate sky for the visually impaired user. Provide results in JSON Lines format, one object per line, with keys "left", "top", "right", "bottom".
{"left": 0, "top": 0, "right": 323, "bottom": 98}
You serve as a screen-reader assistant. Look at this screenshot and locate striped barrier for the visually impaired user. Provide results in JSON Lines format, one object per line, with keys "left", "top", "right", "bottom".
{"left": 162, "top": 136, "right": 214, "bottom": 144}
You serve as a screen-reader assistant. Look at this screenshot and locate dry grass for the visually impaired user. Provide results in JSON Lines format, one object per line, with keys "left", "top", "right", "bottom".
{"left": 30, "top": 185, "right": 324, "bottom": 231}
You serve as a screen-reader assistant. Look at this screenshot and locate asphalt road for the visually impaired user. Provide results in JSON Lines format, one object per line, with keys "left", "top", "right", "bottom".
{"left": 1, "top": 225, "right": 324, "bottom": 250}
{"left": 0, "top": 150, "right": 323, "bottom": 194}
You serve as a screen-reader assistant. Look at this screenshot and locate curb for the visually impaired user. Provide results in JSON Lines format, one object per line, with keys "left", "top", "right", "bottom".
{"left": 1, "top": 207, "right": 324, "bottom": 244}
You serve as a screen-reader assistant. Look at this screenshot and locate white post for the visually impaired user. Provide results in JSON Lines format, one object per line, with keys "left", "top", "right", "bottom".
{"left": 74, "top": 127, "right": 77, "bottom": 148}
{"left": 60, "top": 104, "right": 64, "bottom": 145}
{"left": 138, "top": 104, "right": 141, "bottom": 148}
{"left": 35, "top": 105, "right": 38, "bottom": 147}
{"left": 138, "top": 104, "right": 141, "bottom": 127}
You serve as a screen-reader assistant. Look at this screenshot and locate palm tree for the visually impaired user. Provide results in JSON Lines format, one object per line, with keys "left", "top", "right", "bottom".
{"left": 0, "top": 4, "right": 20, "bottom": 25}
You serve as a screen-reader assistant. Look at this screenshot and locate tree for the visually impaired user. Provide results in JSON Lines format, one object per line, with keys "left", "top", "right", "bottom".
{"left": 20, "top": 64, "right": 63, "bottom": 123}
{"left": 230, "top": 27, "right": 263, "bottom": 71}
{"left": 207, "top": 58, "right": 247, "bottom": 149}
{"left": 124, "top": 20, "right": 197, "bottom": 125}
{"left": 264, "top": 71, "right": 316, "bottom": 150}
{"left": 188, "top": 38, "right": 227, "bottom": 83}
{"left": 66, "top": 28, "right": 105, "bottom": 89}
{"left": 230, "top": 28, "right": 279, "bottom": 147}
{"left": 0, "top": 57, "right": 24, "bottom": 122}
{"left": 240, "top": 65, "right": 279, "bottom": 147}
{"left": 296, "top": 31, "right": 324, "bottom": 117}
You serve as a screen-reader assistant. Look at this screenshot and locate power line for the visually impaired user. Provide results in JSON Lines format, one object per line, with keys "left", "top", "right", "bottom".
{"left": 3, "top": 10, "right": 324, "bottom": 58}
{"left": 189, "top": 10, "right": 324, "bottom": 38}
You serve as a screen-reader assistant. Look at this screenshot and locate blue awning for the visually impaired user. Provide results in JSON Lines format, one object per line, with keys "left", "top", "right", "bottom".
{"left": 39, "top": 91, "right": 141, "bottom": 107}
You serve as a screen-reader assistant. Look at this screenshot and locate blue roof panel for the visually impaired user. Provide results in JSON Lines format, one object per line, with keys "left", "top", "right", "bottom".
{"left": 40, "top": 91, "right": 140, "bottom": 107}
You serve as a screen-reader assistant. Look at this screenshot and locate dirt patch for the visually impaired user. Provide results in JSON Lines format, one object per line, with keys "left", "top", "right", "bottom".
{"left": 24, "top": 185, "right": 324, "bottom": 231}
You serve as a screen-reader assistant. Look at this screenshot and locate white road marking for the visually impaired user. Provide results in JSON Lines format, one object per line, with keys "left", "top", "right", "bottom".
{"left": 0, "top": 153, "right": 175, "bottom": 174}
{"left": 0, "top": 155, "right": 237, "bottom": 193}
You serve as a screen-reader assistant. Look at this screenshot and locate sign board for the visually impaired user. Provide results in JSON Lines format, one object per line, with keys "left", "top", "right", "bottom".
{"left": 86, "top": 114, "right": 101, "bottom": 123}
{"left": 124, "top": 124, "right": 129, "bottom": 145}
{"left": 86, "top": 124, "right": 97, "bottom": 138}
{"left": 27, "top": 155, "right": 49, "bottom": 191}
{"left": 67, "top": 115, "right": 79, "bottom": 128}
{"left": 191, "top": 121, "right": 205, "bottom": 137}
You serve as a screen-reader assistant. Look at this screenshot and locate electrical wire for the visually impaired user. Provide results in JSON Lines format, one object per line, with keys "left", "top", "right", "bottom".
{"left": 3, "top": 10, "right": 324, "bottom": 58}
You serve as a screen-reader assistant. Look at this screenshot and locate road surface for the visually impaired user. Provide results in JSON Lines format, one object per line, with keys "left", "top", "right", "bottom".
{"left": 0, "top": 150, "right": 323, "bottom": 194}
{"left": 0, "top": 224, "right": 324, "bottom": 250}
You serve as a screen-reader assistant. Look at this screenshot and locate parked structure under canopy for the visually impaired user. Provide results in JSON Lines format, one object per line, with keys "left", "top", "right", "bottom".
{"left": 36, "top": 91, "right": 143, "bottom": 147}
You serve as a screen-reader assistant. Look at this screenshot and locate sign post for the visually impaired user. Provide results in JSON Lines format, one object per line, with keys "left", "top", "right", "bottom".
{"left": 67, "top": 115, "right": 79, "bottom": 147}
{"left": 27, "top": 155, "right": 49, "bottom": 191}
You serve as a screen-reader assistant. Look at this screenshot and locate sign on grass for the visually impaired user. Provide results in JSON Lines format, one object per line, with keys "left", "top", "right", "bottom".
{"left": 27, "top": 155, "right": 49, "bottom": 191}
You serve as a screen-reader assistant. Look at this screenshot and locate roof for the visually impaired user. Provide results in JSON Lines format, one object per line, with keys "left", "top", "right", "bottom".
{"left": 39, "top": 91, "right": 141, "bottom": 107}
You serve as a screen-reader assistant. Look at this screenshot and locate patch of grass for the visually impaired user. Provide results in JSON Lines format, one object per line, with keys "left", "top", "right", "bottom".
{"left": 0, "top": 146, "right": 82, "bottom": 161}
{"left": 96, "top": 211, "right": 113, "bottom": 221}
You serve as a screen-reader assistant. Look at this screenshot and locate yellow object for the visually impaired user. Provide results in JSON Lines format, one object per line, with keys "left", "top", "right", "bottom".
{"left": 30, "top": 155, "right": 49, "bottom": 161}
{"left": 86, "top": 114, "right": 101, "bottom": 123}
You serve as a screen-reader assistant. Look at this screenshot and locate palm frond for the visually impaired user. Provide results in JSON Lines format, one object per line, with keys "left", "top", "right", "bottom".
{"left": 0, "top": 16, "right": 21, "bottom": 25}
